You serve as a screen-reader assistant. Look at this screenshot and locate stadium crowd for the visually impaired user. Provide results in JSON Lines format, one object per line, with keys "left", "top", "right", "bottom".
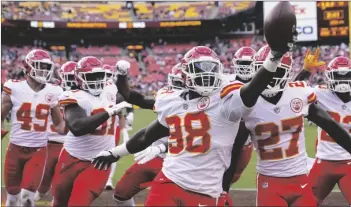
{"left": 2, "top": 37, "right": 349, "bottom": 95}
{"left": 1, "top": 1, "right": 255, "bottom": 22}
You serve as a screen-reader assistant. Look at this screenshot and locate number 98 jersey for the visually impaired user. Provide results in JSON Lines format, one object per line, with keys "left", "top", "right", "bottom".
{"left": 243, "top": 81, "right": 317, "bottom": 177}
{"left": 3, "top": 80, "right": 63, "bottom": 147}
{"left": 154, "top": 81, "right": 251, "bottom": 198}
{"left": 59, "top": 85, "right": 118, "bottom": 161}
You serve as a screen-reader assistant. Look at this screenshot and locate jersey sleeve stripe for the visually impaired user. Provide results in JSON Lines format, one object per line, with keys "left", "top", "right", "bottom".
{"left": 3, "top": 86, "right": 11, "bottom": 95}
{"left": 307, "top": 93, "right": 317, "bottom": 104}
{"left": 59, "top": 99, "right": 78, "bottom": 105}
{"left": 220, "top": 83, "right": 243, "bottom": 99}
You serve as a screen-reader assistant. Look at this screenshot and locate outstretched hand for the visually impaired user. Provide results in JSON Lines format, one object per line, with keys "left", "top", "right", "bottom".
{"left": 303, "top": 48, "right": 326, "bottom": 72}
{"left": 92, "top": 150, "right": 120, "bottom": 170}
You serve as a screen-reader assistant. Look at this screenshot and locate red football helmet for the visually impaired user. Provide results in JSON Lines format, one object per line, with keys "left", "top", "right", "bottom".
{"left": 253, "top": 45, "right": 293, "bottom": 97}
{"left": 103, "top": 64, "right": 116, "bottom": 80}
{"left": 59, "top": 61, "right": 77, "bottom": 90}
{"left": 326, "top": 56, "right": 351, "bottom": 93}
{"left": 23, "top": 49, "right": 54, "bottom": 84}
{"left": 181, "top": 46, "right": 223, "bottom": 96}
{"left": 168, "top": 63, "right": 184, "bottom": 90}
{"left": 75, "top": 56, "right": 107, "bottom": 96}
{"left": 232, "top": 47, "right": 256, "bottom": 81}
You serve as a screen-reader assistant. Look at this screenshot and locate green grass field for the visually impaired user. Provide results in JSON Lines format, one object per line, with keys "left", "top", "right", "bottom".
{"left": 1, "top": 109, "right": 318, "bottom": 189}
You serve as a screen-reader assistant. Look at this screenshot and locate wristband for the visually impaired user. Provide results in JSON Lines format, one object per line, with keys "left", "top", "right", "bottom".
{"left": 109, "top": 142, "right": 130, "bottom": 158}
{"left": 263, "top": 53, "right": 281, "bottom": 72}
{"left": 157, "top": 144, "right": 167, "bottom": 153}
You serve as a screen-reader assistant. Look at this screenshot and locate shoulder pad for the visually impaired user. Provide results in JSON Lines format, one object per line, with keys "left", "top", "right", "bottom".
{"left": 307, "top": 91, "right": 317, "bottom": 104}
{"left": 58, "top": 91, "right": 78, "bottom": 106}
{"left": 3, "top": 79, "right": 23, "bottom": 95}
{"left": 155, "top": 87, "right": 177, "bottom": 99}
{"left": 316, "top": 84, "right": 328, "bottom": 90}
{"left": 220, "top": 81, "right": 244, "bottom": 99}
{"left": 287, "top": 81, "right": 307, "bottom": 88}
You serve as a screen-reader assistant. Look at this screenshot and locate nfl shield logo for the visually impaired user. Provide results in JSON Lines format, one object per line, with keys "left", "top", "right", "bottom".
{"left": 342, "top": 105, "right": 347, "bottom": 110}
{"left": 183, "top": 104, "right": 188, "bottom": 110}
{"left": 274, "top": 107, "right": 280, "bottom": 114}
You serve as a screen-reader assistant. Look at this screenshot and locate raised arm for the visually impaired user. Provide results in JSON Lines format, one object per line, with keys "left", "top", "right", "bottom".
{"left": 293, "top": 48, "right": 325, "bottom": 82}
{"left": 115, "top": 60, "right": 155, "bottom": 109}
{"left": 306, "top": 103, "right": 351, "bottom": 154}
{"left": 240, "top": 51, "right": 285, "bottom": 107}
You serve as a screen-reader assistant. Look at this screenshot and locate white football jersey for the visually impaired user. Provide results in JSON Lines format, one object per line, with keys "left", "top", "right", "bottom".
{"left": 59, "top": 86, "right": 118, "bottom": 161}
{"left": 222, "top": 74, "right": 252, "bottom": 146}
{"left": 3, "top": 80, "right": 63, "bottom": 147}
{"left": 155, "top": 81, "right": 251, "bottom": 198}
{"left": 243, "top": 81, "right": 316, "bottom": 177}
{"left": 222, "top": 74, "right": 237, "bottom": 84}
{"left": 314, "top": 85, "right": 351, "bottom": 161}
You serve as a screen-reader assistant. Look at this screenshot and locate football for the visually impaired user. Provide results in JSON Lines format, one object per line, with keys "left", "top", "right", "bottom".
{"left": 264, "top": 1, "right": 297, "bottom": 52}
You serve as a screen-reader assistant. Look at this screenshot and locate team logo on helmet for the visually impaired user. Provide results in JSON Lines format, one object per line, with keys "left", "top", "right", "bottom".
{"left": 45, "top": 93, "right": 54, "bottom": 103}
{"left": 197, "top": 97, "right": 210, "bottom": 110}
{"left": 290, "top": 98, "right": 303, "bottom": 113}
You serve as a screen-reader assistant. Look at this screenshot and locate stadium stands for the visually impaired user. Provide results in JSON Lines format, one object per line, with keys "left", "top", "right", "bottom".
{"left": 2, "top": 37, "right": 349, "bottom": 94}
{"left": 1, "top": 1, "right": 256, "bottom": 22}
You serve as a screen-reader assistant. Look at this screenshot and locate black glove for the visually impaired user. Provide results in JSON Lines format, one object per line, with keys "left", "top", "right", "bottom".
{"left": 91, "top": 150, "right": 120, "bottom": 170}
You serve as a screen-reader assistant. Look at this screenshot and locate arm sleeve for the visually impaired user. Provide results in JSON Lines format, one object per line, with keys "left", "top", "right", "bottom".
{"left": 3, "top": 80, "right": 16, "bottom": 103}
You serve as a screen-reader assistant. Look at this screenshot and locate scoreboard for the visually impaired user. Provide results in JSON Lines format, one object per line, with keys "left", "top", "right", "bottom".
{"left": 317, "top": 1, "right": 349, "bottom": 39}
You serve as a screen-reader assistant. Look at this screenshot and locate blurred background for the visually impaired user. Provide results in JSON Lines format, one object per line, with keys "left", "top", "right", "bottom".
{"left": 1, "top": 1, "right": 350, "bottom": 96}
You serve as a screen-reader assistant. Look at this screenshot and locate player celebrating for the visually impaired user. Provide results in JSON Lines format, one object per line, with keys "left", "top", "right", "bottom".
{"left": 239, "top": 45, "right": 351, "bottom": 207}
{"left": 93, "top": 38, "right": 296, "bottom": 205}
{"left": 1, "top": 49, "right": 67, "bottom": 206}
{"left": 226, "top": 46, "right": 256, "bottom": 183}
{"left": 295, "top": 51, "right": 351, "bottom": 205}
{"left": 51, "top": 56, "right": 131, "bottom": 207}
{"left": 111, "top": 63, "right": 183, "bottom": 207}
{"left": 34, "top": 61, "right": 76, "bottom": 201}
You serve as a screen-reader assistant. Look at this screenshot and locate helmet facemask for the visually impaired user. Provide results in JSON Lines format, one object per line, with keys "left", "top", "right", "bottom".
{"left": 168, "top": 73, "right": 184, "bottom": 90}
{"left": 183, "top": 59, "right": 223, "bottom": 96}
{"left": 61, "top": 73, "right": 76, "bottom": 91}
{"left": 233, "top": 59, "right": 255, "bottom": 81}
{"left": 254, "top": 62, "right": 292, "bottom": 97}
{"left": 26, "top": 59, "right": 54, "bottom": 84}
{"left": 76, "top": 70, "right": 107, "bottom": 96}
{"left": 326, "top": 68, "right": 351, "bottom": 93}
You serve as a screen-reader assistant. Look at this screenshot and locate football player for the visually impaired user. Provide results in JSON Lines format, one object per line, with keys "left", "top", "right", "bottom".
{"left": 1, "top": 49, "right": 67, "bottom": 206}
{"left": 295, "top": 50, "right": 351, "bottom": 205}
{"left": 93, "top": 39, "right": 296, "bottom": 206}
{"left": 238, "top": 45, "right": 351, "bottom": 207}
{"left": 221, "top": 47, "right": 257, "bottom": 205}
{"left": 59, "top": 61, "right": 77, "bottom": 91}
{"left": 112, "top": 63, "right": 183, "bottom": 207}
{"left": 51, "top": 56, "right": 131, "bottom": 206}
{"left": 34, "top": 61, "right": 76, "bottom": 201}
